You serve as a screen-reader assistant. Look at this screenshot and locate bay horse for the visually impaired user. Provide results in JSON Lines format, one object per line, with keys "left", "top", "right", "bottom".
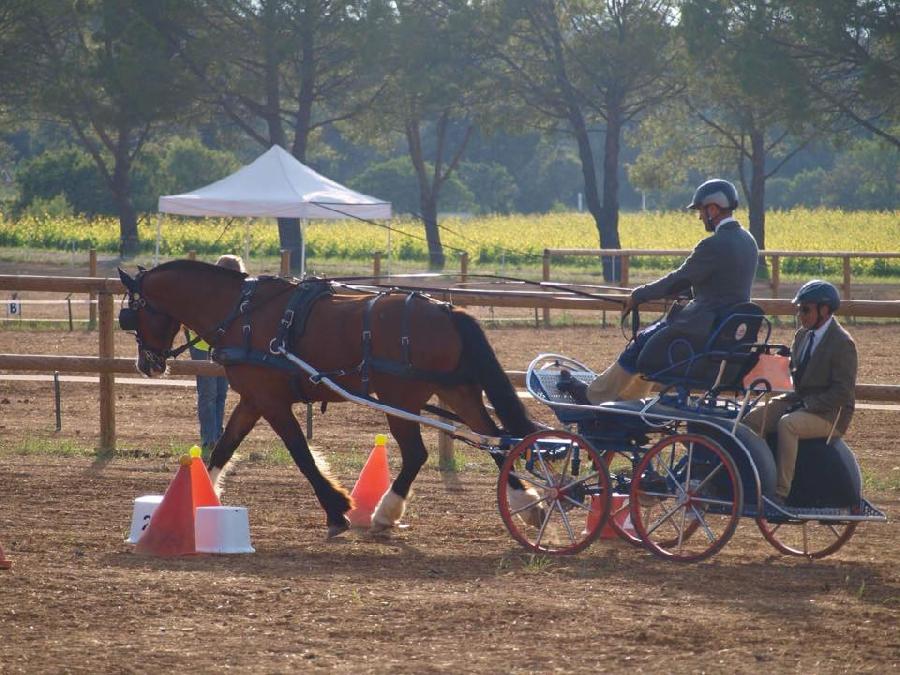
{"left": 117, "top": 260, "right": 538, "bottom": 538}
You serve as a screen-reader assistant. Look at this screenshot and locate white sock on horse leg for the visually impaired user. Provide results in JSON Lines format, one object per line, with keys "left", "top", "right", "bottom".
{"left": 508, "top": 485, "right": 544, "bottom": 528}
{"left": 372, "top": 489, "right": 407, "bottom": 529}
{"left": 209, "top": 466, "right": 227, "bottom": 498}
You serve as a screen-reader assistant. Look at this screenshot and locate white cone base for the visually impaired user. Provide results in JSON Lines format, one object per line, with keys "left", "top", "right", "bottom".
{"left": 195, "top": 506, "right": 255, "bottom": 554}
{"left": 125, "top": 495, "right": 164, "bottom": 544}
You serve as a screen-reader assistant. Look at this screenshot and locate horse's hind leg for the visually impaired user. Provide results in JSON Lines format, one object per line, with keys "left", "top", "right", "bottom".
{"left": 207, "top": 398, "right": 261, "bottom": 496}
{"left": 264, "top": 405, "right": 353, "bottom": 538}
{"left": 372, "top": 416, "right": 428, "bottom": 531}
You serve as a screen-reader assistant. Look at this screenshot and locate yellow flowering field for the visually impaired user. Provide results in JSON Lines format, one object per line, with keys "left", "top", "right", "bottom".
{"left": 1, "top": 208, "right": 897, "bottom": 275}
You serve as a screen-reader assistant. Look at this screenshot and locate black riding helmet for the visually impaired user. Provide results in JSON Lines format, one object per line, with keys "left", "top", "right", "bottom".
{"left": 792, "top": 279, "right": 841, "bottom": 312}
{"left": 686, "top": 179, "right": 739, "bottom": 211}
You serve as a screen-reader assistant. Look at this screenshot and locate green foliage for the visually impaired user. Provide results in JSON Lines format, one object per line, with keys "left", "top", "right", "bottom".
{"left": 350, "top": 157, "right": 475, "bottom": 215}
{"left": 15, "top": 147, "right": 115, "bottom": 217}
{"left": 13, "top": 137, "right": 241, "bottom": 218}
{"left": 458, "top": 161, "right": 517, "bottom": 214}
{"left": 22, "top": 193, "right": 74, "bottom": 220}
{"left": 762, "top": 137, "right": 899, "bottom": 211}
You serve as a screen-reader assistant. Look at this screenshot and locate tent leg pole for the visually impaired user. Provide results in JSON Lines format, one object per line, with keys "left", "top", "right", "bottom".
{"left": 301, "top": 220, "right": 307, "bottom": 279}
{"left": 154, "top": 214, "right": 162, "bottom": 266}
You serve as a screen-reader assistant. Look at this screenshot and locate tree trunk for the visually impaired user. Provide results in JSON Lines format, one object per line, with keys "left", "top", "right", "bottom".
{"left": 421, "top": 195, "right": 444, "bottom": 270}
{"left": 569, "top": 110, "right": 611, "bottom": 279}
{"left": 599, "top": 106, "right": 624, "bottom": 280}
{"left": 262, "top": 1, "right": 303, "bottom": 273}
{"left": 749, "top": 129, "right": 767, "bottom": 264}
{"left": 405, "top": 119, "right": 445, "bottom": 270}
{"left": 110, "top": 147, "right": 139, "bottom": 258}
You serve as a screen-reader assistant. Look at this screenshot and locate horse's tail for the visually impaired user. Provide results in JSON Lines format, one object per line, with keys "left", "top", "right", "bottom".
{"left": 451, "top": 309, "right": 536, "bottom": 437}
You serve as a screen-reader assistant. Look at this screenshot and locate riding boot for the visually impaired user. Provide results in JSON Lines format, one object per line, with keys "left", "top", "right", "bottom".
{"left": 586, "top": 362, "right": 646, "bottom": 404}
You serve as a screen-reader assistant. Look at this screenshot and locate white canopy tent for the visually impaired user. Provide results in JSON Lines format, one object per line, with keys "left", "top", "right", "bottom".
{"left": 157, "top": 144, "right": 392, "bottom": 275}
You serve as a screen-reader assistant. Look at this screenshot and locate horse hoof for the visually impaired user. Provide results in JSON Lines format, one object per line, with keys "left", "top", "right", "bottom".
{"left": 369, "top": 519, "right": 393, "bottom": 534}
{"left": 327, "top": 517, "right": 350, "bottom": 539}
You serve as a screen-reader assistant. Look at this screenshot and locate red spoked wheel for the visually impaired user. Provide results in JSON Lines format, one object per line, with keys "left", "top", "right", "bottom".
{"left": 498, "top": 431, "right": 611, "bottom": 555}
{"left": 630, "top": 434, "right": 743, "bottom": 563}
{"left": 756, "top": 511, "right": 858, "bottom": 559}
{"left": 602, "top": 450, "right": 642, "bottom": 547}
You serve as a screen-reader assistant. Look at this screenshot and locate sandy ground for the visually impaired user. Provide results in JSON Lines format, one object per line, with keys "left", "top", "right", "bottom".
{"left": 1, "top": 262, "right": 899, "bottom": 673}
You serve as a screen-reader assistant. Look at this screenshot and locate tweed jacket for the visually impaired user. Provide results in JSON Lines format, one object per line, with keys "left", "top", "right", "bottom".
{"left": 630, "top": 220, "right": 758, "bottom": 340}
{"left": 783, "top": 318, "right": 857, "bottom": 434}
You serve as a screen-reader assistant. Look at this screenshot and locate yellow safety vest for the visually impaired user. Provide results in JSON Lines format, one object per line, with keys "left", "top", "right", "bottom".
{"left": 186, "top": 329, "right": 211, "bottom": 352}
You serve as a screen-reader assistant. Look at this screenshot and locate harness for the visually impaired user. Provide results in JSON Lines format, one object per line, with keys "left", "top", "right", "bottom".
{"left": 121, "top": 269, "right": 469, "bottom": 400}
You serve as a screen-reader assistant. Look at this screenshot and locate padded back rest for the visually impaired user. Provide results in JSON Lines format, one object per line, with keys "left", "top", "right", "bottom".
{"left": 704, "top": 303, "right": 766, "bottom": 387}
{"left": 707, "top": 302, "right": 764, "bottom": 352}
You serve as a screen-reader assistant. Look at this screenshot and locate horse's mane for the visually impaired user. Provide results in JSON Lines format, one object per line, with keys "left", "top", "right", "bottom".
{"left": 151, "top": 258, "right": 247, "bottom": 280}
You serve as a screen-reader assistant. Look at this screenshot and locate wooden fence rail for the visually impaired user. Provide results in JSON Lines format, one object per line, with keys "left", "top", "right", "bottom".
{"left": 542, "top": 248, "right": 900, "bottom": 326}
{"left": 2, "top": 272, "right": 899, "bottom": 451}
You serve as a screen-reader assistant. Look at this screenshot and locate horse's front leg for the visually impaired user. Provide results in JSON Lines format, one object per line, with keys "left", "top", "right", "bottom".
{"left": 207, "top": 397, "right": 261, "bottom": 497}
{"left": 372, "top": 416, "right": 428, "bottom": 532}
{"left": 263, "top": 405, "right": 353, "bottom": 539}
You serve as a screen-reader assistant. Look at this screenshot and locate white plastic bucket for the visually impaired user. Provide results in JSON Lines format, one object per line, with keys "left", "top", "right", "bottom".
{"left": 125, "top": 495, "right": 164, "bottom": 544}
{"left": 194, "top": 506, "right": 255, "bottom": 554}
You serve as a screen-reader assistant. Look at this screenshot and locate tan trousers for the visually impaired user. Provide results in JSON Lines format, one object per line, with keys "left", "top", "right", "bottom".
{"left": 743, "top": 398, "right": 838, "bottom": 498}
{"left": 587, "top": 362, "right": 654, "bottom": 404}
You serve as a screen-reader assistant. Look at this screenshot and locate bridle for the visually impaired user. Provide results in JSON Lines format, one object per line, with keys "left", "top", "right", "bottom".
{"left": 118, "top": 269, "right": 203, "bottom": 371}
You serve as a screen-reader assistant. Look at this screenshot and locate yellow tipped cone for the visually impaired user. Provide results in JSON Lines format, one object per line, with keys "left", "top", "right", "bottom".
{"left": 346, "top": 435, "right": 391, "bottom": 528}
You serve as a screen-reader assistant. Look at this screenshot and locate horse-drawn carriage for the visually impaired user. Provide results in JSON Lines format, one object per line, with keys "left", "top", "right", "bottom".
{"left": 499, "top": 306, "right": 887, "bottom": 561}
{"left": 117, "top": 262, "right": 885, "bottom": 562}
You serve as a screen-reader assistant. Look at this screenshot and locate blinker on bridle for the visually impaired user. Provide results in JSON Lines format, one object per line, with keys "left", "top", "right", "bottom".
{"left": 119, "top": 270, "right": 202, "bottom": 367}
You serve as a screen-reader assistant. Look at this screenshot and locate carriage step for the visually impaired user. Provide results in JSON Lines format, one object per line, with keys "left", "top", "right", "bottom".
{"left": 760, "top": 498, "right": 886, "bottom": 522}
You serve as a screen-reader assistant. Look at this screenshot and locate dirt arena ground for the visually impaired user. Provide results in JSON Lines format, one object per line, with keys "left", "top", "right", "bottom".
{"left": 1, "top": 268, "right": 899, "bottom": 672}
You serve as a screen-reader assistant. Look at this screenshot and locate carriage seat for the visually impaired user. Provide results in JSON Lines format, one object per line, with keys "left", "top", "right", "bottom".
{"left": 644, "top": 302, "right": 768, "bottom": 394}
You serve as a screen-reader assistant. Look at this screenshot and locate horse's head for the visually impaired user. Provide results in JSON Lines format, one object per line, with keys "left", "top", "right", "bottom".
{"left": 118, "top": 267, "right": 182, "bottom": 377}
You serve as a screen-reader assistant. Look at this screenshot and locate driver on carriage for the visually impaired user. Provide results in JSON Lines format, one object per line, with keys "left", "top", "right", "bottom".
{"left": 559, "top": 178, "right": 759, "bottom": 403}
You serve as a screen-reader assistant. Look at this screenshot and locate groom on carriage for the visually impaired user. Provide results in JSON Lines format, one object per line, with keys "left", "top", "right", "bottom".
{"left": 559, "top": 178, "right": 759, "bottom": 403}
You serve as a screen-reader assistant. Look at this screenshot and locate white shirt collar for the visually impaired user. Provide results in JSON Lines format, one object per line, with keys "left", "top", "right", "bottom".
{"left": 807, "top": 316, "right": 833, "bottom": 353}
{"left": 714, "top": 216, "right": 737, "bottom": 233}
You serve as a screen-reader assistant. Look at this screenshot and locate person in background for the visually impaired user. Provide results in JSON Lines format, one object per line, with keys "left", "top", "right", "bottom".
{"left": 187, "top": 254, "right": 246, "bottom": 453}
{"left": 742, "top": 280, "right": 857, "bottom": 505}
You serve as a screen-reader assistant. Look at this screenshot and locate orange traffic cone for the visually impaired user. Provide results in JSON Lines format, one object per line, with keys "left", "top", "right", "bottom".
{"left": 346, "top": 434, "right": 391, "bottom": 528}
{"left": 588, "top": 494, "right": 635, "bottom": 540}
{"left": 136, "top": 446, "right": 221, "bottom": 556}
{"left": 0, "top": 539, "right": 11, "bottom": 570}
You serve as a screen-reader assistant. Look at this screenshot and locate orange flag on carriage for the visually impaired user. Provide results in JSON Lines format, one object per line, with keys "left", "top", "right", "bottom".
{"left": 136, "top": 448, "right": 220, "bottom": 557}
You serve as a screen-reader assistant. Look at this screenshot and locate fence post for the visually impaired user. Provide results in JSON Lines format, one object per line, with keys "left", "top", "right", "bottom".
{"left": 98, "top": 292, "right": 116, "bottom": 452}
{"left": 460, "top": 252, "right": 468, "bottom": 283}
{"left": 188, "top": 250, "right": 197, "bottom": 261}
{"left": 843, "top": 255, "right": 852, "bottom": 300}
{"left": 88, "top": 249, "right": 97, "bottom": 329}
{"left": 621, "top": 254, "right": 630, "bottom": 287}
{"left": 373, "top": 251, "right": 382, "bottom": 279}
{"left": 771, "top": 254, "right": 780, "bottom": 298}
{"left": 542, "top": 249, "right": 551, "bottom": 327}
{"left": 280, "top": 249, "right": 291, "bottom": 276}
